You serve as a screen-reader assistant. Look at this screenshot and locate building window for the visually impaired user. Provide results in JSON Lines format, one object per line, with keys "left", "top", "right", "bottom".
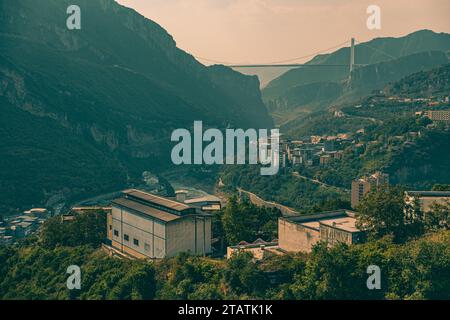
{"left": 124, "top": 234, "right": 129, "bottom": 242}
{"left": 113, "top": 229, "right": 119, "bottom": 237}
{"left": 133, "top": 238, "right": 139, "bottom": 246}
{"left": 109, "top": 225, "right": 112, "bottom": 230}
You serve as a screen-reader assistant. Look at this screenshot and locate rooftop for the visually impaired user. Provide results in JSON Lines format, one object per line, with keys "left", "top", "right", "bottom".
{"left": 281, "top": 210, "right": 361, "bottom": 233}
{"left": 184, "top": 195, "right": 221, "bottom": 204}
{"left": 320, "top": 216, "right": 360, "bottom": 232}
{"left": 24, "top": 208, "right": 47, "bottom": 214}
{"left": 112, "top": 190, "right": 210, "bottom": 223}
{"left": 112, "top": 198, "right": 183, "bottom": 223}
{"left": 122, "top": 189, "right": 191, "bottom": 212}
{"left": 405, "top": 191, "right": 450, "bottom": 197}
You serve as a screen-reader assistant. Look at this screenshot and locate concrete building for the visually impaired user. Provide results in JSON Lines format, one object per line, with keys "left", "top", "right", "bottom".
{"left": 107, "top": 189, "right": 212, "bottom": 259}
{"left": 278, "top": 210, "right": 363, "bottom": 253}
{"left": 404, "top": 191, "right": 450, "bottom": 213}
{"left": 320, "top": 154, "right": 332, "bottom": 165}
{"left": 424, "top": 110, "right": 450, "bottom": 123}
{"left": 351, "top": 172, "right": 389, "bottom": 209}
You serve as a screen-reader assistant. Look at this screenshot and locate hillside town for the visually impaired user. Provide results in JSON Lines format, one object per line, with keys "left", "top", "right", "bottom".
{"left": 1, "top": 102, "right": 449, "bottom": 252}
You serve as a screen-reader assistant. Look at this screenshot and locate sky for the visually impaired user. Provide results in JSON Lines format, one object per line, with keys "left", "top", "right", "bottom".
{"left": 115, "top": 0, "right": 450, "bottom": 65}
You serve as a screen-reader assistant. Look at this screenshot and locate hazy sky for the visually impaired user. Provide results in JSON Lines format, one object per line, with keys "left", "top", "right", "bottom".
{"left": 116, "top": 0, "right": 450, "bottom": 65}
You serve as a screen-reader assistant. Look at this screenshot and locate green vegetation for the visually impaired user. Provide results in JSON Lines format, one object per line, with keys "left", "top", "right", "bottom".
{"left": 0, "top": 246, "right": 156, "bottom": 300}
{"left": 217, "top": 196, "right": 281, "bottom": 246}
{"left": 1, "top": 230, "right": 448, "bottom": 300}
{"left": 432, "top": 184, "right": 450, "bottom": 191}
{"left": 40, "top": 211, "right": 106, "bottom": 249}
{"left": 220, "top": 165, "right": 350, "bottom": 213}
{"left": 356, "top": 187, "right": 409, "bottom": 241}
{"left": 0, "top": 196, "right": 449, "bottom": 300}
{"left": 290, "top": 117, "right": 449, "bottom": 190}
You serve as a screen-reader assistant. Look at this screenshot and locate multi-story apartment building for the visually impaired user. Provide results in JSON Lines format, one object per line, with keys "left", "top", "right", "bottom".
{"left": 107, "top": 189, "right": 212, "bottom": 259}
{"left": 424, "top": 110, "right": 450, "bottom": 123}
{"left": 351, "top": 172, "right": 389, "bottom": 209}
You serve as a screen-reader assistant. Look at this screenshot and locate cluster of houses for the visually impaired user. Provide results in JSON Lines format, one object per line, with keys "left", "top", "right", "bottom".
{"left": 278, "top": 133, "right": 352, "bottom": 169}
{"left": 277, "top": 108, "right": 449, "bottom": 171}
{"left": 0, "top": 208, "right": 49, "bottom": 245}
{"left": 363, "top": 94, "right": 450, "bottom": 107}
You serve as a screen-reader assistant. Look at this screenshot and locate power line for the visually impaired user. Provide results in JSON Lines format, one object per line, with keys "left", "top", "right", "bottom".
{"left": 354, "top": 39, "right": 397, "bottom": 60}
{"left": 193, "top": 39, "right": 350, "bottom": 66}
{"left": 194, "top": 38, "right": 395, "bottom": 69}
{"left": 227, "top": 64, "right": 354, "bottom": 68}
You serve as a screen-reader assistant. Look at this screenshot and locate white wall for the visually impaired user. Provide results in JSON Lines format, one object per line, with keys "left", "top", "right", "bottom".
{"left": 111, "top": 206, "right": 166, "bottom": 258}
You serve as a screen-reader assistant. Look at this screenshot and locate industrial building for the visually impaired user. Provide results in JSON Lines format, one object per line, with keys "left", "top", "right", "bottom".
{"left": 278, "top": 210, "right": 364, "bottom": 253}
{"left": 227, "top": 210, "right": 364, "bottom": 259}
{"left": 107, "top": 189, "right": 212, "bottom": 259}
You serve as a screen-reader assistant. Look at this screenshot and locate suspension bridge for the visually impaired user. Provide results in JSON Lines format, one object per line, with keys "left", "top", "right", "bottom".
{"left": 194, "top": 38, "right": 396, "bottom": 80}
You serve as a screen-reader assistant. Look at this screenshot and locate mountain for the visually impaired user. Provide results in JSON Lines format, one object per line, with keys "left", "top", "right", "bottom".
{"left": 263, "top": 30, "right": 450, "bottom": 123}
{"left": 383, "top": 63, "right": 450, "bottom": 97}
{"left": 0, "top": 0, "right": 273, "bottom": 212}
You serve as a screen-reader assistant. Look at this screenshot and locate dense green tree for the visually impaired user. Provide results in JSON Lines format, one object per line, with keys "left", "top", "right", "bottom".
{"left": 356, "top": 186, "right": 423, "bottom": 241}
{"left": 425, "top": 201, "right": 450, "bottom": 231}
{"left": 432, "top": 184, "right": 450, "bottom": 191}
{"left": 155, "top": 253, "right": 223, "bottom": 300}
{"left": 40, "top": 210, "right": 106, "bottom": 248}
{"left": 221, "top": 196, "right": 281, "bottom": 246}
{"left": 224, "top": 252, "right": 268, "bottom": 298}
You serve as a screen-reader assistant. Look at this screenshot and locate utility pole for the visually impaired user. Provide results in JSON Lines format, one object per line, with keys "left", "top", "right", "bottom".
{"left": 349, "top": 37, "right": 355, "bottom": 81}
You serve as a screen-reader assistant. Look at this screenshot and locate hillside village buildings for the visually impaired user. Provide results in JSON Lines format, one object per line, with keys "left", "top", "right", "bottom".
{"left": 351, "top": 172, "right": 389, "bottom": 209}
{"left": 281, "top": 134, "right": 352, "bottom": 168}
{"left": 106, "top": 189, "right": 212, "bottom": 259}
{"left": 0, "top": 209, "right": 48, "bottom": 245}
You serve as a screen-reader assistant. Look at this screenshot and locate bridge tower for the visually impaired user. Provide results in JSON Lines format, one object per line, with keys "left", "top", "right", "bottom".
{"left": 349, "top": 37, "right": 355, "bottom": 81}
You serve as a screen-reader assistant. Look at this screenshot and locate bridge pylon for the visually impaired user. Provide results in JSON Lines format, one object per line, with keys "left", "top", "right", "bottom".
{"left": 349, "top": 37, "right": 355, "bottom": 81}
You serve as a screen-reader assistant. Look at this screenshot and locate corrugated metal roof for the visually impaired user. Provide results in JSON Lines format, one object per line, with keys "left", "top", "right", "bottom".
{"left": 123, "top": 189, "right": 190, "bottom": 211}
{"left": 184, "top": 195, "right": 221, "bottom": 204}
{"left": 112, "top": 198, "right": 181, "bottom": 223}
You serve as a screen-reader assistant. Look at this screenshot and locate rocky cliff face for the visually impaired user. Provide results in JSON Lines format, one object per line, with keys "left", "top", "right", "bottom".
{"left": 0, "top": 0, "right": 273, "bottom": 211}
